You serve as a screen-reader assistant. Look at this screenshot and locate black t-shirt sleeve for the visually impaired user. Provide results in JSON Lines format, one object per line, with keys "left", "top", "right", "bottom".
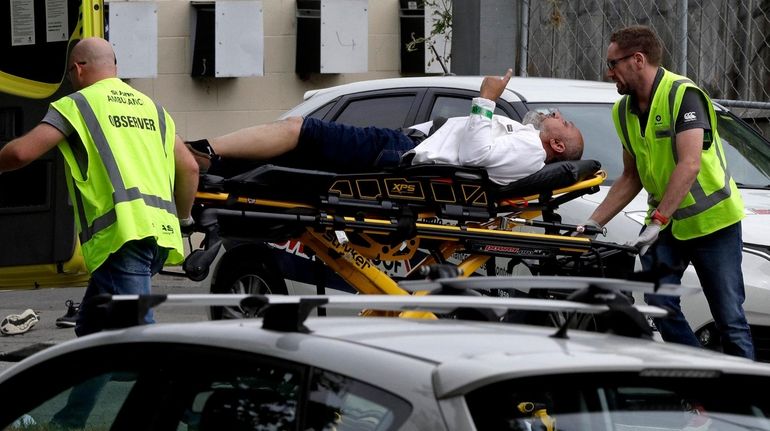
{"left": 675, "top": 88, "right": 713, "bottom": 148}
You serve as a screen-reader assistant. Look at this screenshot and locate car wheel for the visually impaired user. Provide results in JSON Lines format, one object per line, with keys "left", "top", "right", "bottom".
{"left": 210, "top": 248, "right": 288, "bottom": 320}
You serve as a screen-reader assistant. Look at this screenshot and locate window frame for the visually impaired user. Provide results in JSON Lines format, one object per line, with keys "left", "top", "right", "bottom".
{"left": 322, "top": 88, "right": 426, "bottom": 129}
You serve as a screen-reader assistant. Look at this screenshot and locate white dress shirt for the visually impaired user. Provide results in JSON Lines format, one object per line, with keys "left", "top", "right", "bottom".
{"left": 407, "top": 97, "right": 546, "bottom": 185}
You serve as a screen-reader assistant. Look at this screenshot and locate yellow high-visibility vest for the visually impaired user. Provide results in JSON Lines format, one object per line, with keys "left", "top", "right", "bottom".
{"left": 612, "top": 69, "right": 743, "bottom": 240}
{"left": 52, "top": 78, "right": 182, "bottom": 272}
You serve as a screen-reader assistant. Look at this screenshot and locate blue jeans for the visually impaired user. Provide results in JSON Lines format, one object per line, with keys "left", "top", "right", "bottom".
{"left": 75, "top": 237, "right": 169, "bottom": 337}
{"left": 642, "top": 221, "right": 755, "bottom": 359}
{"left": 294, "top": 118, "right": 416, "bottom": 172}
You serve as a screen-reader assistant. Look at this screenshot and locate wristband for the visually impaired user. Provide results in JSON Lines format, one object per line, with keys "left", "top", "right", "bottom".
{"left": 651, "top": 209, "right": 669, "bottom": 225}
{"left": 470, "top": 104, "right": 494, "bottom": 119}
{"left": 179, "top": 216, "right": 195, "bottom": 227}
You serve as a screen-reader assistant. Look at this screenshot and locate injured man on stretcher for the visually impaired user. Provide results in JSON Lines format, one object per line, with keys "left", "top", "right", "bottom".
{"left": 185, "top": 69, "right": 584, "bottom": 185}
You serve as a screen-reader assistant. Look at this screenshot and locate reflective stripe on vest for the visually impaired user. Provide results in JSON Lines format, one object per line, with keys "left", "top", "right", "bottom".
{"left": 617, "top": 96, "right": 635, "bottom": 160}
{"left": 617, "top": 78, "right": 733, "bottom": 221}
{"left": 69, "top": 93, "right": 177, "bottom": 245}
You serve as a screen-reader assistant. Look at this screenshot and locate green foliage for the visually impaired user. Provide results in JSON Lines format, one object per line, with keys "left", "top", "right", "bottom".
{"left": 405, "top": 0, "right": 452, "bottom": 74}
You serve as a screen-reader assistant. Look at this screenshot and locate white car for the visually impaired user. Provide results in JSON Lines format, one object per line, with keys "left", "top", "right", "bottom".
{"left": 2, "top": 278, "right": 770, "bottom": 430}
{"left": 201, "top": 76, "right": 770, "bottom": 360}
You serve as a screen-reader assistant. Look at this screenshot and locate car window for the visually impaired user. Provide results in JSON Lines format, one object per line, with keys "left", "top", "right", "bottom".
{"left": 307, "top": 100, "right": 336, "bottom": 120}
{"left": 7, "top": 372, "right": 136, "bottom": 430}
{"left": 466, "top": 372, "right": 770, "bottom": 431}
{"left": 333, "top": 96, "right": 415, "bottom": 129}
{"left": 717, "top": 112, "right": 770, "bottom": 188}
{"left": 181, "top": 369, "right": 301, "bottom": 430}
{"left": 430, "top": 96, "right": 509, "bottom": 120}
{"left": 0, "top": 343, "right": 410, "bottom": 431}
{"left": 526, "top": 103, "right": 624, "bottom": 182}
{"left": 0, "top": 344, "right": 306, "bottom": 431}
{"left": 307, "top": 368, "right": 411, "bottom": 431}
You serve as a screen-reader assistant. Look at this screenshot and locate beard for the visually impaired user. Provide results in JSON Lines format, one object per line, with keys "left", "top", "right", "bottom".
{"left": 615, "top": 80, "right": 632, "bottom": 95}
{"left": 522, "top": 111, "right": 546, "bottom": 129}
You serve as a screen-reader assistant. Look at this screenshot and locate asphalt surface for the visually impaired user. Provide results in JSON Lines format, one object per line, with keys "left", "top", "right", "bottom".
{"left": 0, "top": 269, "right": 210, "bottom": 373}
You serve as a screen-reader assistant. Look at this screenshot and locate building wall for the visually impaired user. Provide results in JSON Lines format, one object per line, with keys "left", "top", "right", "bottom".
{"left": 125, "top": 0, "right": 404, "bottom": 142}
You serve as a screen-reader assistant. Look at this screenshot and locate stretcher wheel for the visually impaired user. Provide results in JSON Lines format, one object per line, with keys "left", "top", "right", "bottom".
{"left": 183, "top": 249, "right": 212, "bottom": 281}
{"left": 209, "top": 245, "right": 288, "bottom": 320}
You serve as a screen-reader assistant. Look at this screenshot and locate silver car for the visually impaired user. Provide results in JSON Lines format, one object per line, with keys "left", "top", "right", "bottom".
{"left": 2, "top": 278, "right": 770, "bottom": 430}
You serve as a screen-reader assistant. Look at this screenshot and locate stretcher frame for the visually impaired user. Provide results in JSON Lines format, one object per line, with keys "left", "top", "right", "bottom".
{"left": 184, "top": 160, "right": 637, "bottom": 309}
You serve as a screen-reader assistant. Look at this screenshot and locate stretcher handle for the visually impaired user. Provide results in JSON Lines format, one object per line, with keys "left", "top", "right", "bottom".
{"left": 590, "top": 239, "right": 638, "bottom": 254}
{"left": 183, "top": 209, "right": 222, "bottom": 281}
{"left": 507, "top": 217, "right": 607, "bottom": 236}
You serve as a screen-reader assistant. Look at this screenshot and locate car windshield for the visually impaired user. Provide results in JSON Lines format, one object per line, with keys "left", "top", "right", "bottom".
{"left": 527, "top": 103, "right": 770, "bottom": 188}
{"left": 718, "top": 112, "right": 770, "bottom": 188}
{"left": 466, "top": 372, "right": 770, "bottom": 431}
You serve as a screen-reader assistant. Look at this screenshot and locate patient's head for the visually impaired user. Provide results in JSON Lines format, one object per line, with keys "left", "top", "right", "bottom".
{"left": 538, "top": 111, "right": 584, "bottom": 162}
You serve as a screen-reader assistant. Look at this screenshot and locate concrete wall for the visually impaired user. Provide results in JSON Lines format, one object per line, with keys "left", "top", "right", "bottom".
{"left": 124, "top": 0, "right": 404, "bottom": 142}
{"left": 451, "top": 0, "right": 518, "bottom": 76}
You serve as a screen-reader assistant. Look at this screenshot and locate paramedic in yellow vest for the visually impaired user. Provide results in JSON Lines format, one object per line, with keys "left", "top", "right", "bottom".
{"left": 0, "top": 37, "right": 199, "bottom": 336}
{"left": 583, "top": 25, "right": 754, "bottom": 359}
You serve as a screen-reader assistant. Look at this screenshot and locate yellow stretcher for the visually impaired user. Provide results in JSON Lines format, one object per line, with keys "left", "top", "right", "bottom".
{"left": 184, "top": 160, "right": 636, "bottom": 302}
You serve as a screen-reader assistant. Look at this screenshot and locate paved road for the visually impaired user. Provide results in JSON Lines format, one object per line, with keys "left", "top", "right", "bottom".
{"left": 0, "top": 269, "right": 210, "bottom": 372}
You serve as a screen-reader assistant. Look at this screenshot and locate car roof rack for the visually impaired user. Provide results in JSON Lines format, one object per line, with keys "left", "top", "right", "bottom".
{"left": 398, "top": 275, "right": 700, "bottom": 297}
{"left": 88, "top": 276, "right": 694, "bottom": 340}
{"left": 396, "top": 275, "right": 698, "bottom": 339}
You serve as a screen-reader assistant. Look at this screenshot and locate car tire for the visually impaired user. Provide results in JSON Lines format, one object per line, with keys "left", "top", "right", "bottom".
{"left": 696, "top": 324, "right": 724, "bottom": 352}
{"left": 209, "top": 246, "right": 288, "bottom": 320}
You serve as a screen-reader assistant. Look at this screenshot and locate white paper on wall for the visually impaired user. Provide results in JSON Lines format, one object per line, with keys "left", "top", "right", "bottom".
{"left": 320, "top": 0, "right": 368, "bottom": 73}
{"left": 110, "top": 1, "right": 158, "bottom": 78}
{"left": 45, "top": 0, "right": 69, "bottom": 43}
{"left": 10, "top": 0, "right": 35, "bottom": 47}
{"left": 215, "top": 0, "right": 264, "bottom": 77}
